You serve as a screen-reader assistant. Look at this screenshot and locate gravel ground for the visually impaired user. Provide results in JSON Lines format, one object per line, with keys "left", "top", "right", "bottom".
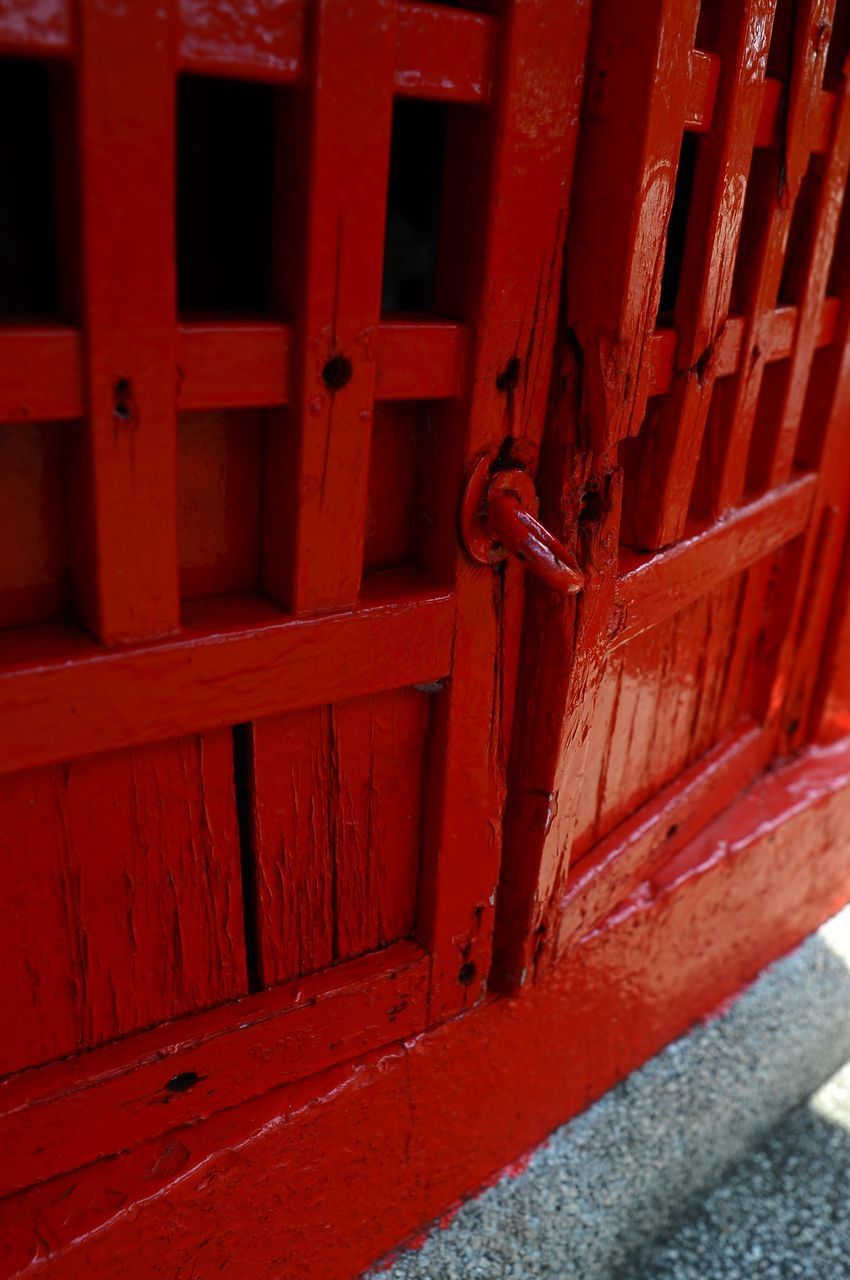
{"left": 623, "top": 1060, "right": 850, "bottom": 1280}
{"left": 374, "top": 908, "right": 850, "bottom": 1280}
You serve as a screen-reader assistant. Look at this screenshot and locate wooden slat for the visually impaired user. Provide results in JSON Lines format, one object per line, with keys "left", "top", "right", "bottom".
{"left": 760, "top": 76, "right": 850, "bottom": 487}
{"left": 394, "top": 3, "right": 494, "bottom": 103}
{"left": 568, "top": 0, "right": 702, "bottom": 453}
{"left": 0, "top": 583, "right": 453, "bottom": 775}
{"left": 175, "top": 0, "right": 493, "bottom": 103}
{"left": 176, "top": 0, "right": 304, "bottom": 80}
{"left": 265, "top": 0, "right": 397, "bottom": 611}
{"left": 0, "top": 321, "right": 468, "bottom": 423}
{"left": 375, "top": 320, "right": 467, "bottom": 400}
{"left": 622, "top": 0, "right": 776, "bottom": 549}
{"left": 6, "top": 296, "right": 837, "bottom": 427}
{"left": 494, "top": 0, "right": 701, "bottom": 991}
{"left": 0, "top": 940, "right": 428, "bottom": 1199}
{"left": 249, "top": 689, "right": 428, "bottom": 984}
{"left": 0, "top": 731, "right": 246, "bottom": 1076}
{"left": 0, "top": 327, "right": 81, "bottom": 421}
{"left": 177, "top": 323, "right": 289, "bottom": 411}
{"left": 417, "top": 0, "right": 591, "bottom": 1018}
{"left": 614, "top": 473, "right": 816, "bottom": 650}
{"left": 0, "top": 0, "right": 72, "bottom": 56}
{"left": 76, "top": 0, "right": 180, "bottom": 642}
{"left": 685, "top": 49, "right": 720, "bottom": 132}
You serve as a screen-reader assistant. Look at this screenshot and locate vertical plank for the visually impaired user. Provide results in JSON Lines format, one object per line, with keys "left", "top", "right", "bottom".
{"left": 76, "top": 0, "right": 180, "bottom": 642}
{"left": 0, "top": 732, "right": 247, "bottom": 1076}
{"left": 248, "top": 707, "right": 335, "bottom": 985}
{"left": 567, "top": 0, "right": 702, "bottom": 455}
{"left": 493, "top": 0, "right": 699, "bottom": 990}
{"left": 248, "top": 689, "right": 428, "bottom": 986}
{"left": 333, "top": 689, "right": 429, "bottom": 962}
{"left": 264, "top": 0, "right": 396, "bottom": 612}
{"left": 413, "top": 0, "right": 592, "bottom": 1019}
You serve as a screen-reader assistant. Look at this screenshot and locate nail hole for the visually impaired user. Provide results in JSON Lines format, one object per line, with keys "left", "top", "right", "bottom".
{"left": 165, "top": 1070, "right": 202, "bottom": 1093}
{"left": 666, "top": 823, "right": 679, "bottom": 839}
{"left": 322, "top": 354, "right": 352, "bottom": 391}
{"left": 113, "top": 377, "right": 134, "bottom": 423}
{"left": 458, "top": 962, "right": 476, "bottom": 986}
{"left": 496, "top": 357, "right": 521, "bottom": 393}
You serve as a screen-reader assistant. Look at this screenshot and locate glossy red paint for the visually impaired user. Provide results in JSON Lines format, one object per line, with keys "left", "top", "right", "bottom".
{"left": 3, "top": 739, "right": 850, "bottom": 1280}
{"left": 3, "top": 1, "right": 850, "bottom": 1277}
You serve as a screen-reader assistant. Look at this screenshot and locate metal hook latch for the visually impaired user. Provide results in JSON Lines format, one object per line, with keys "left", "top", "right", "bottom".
{"left": 460, "top": 452, "right": 584, "bottom": 596}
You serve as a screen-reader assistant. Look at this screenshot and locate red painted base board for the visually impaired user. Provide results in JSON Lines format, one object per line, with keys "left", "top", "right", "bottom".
{"left": 4, "top": 738, "right": 850, "bottom": 1280}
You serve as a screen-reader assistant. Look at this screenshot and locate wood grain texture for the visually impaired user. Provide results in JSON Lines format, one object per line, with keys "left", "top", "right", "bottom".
{"left": 0, "top": 731, "right": 246, "bottom": 1076}
{"left": 0, "top": 585, "right": 452, "bottom": 776}
{"left": 75, "top": 0, "right": 180, "bottom": 642}
{"left": 0, "top": 941, "right": 427, "bottom": 1200}
{"left": 248, "top": 688, "right": 430, "bottom": 984}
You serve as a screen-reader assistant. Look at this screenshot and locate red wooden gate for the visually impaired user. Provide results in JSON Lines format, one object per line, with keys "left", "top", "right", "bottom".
{"left": 2, "top": 0, "right": 850, "bottom": 1276}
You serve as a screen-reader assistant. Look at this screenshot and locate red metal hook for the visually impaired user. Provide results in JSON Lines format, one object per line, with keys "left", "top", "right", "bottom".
{"left": 460, "top": 453, "right": 584, "bottom": 596}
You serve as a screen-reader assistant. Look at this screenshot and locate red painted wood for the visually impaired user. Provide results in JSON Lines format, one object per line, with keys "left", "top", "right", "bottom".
{"left": 0, "top": 730, "right": 246, "bottom": 1077}
{"left": 75, "top": 0, "right": 180, "bottom": 642}
{"left": 0, "top": 941, "right": 428, "bottom": 1201}
{"left": 0, "top": 422, "right": 71, "bottom": 628}
{"left": 265, "top": 0, "right": 396, "bottom": 613}
{"left": 0, "top": 321, "right": 467, "bottom": 422}
{"left": 175, "top": 0, "right": 494, "bottom": 103}
{"left": 5, "top": 4, "right": 850, "bottom": 1277}
{"left": 3, "top": 739, "right": 850, "bottom": 1280}
{"left": 413, "top": 0, "right": 592, "bottom": 1020}
{"left": 248, "top": 688, "right": 429, "bottom": 984}
{"left": 177, "top": 409, "right": 265, "bottom": 602}
{"left": 621, "top": 0, "right": 775, "bottom": 550}
{"left": 0, "top": 584, "right": 453, "bottom": 775}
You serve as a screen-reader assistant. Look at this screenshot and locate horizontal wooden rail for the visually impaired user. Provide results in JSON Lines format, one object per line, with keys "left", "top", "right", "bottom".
{"left": 645, "top": 296, "right": 838, "bottom": 399}
{"left": 613, "top": 472, "right": 817, "bottom": 649}
{"left": 0, "top": 940, "right": 428, "bottom": 1199}
{"left": 1, "top": 1, "right": 494, "bottom": 103}
{"left": 0, "top": 579, "right": 454, "bottom": 774}
{"left": 0, "top": 321, "right": 468, "bottom": 422}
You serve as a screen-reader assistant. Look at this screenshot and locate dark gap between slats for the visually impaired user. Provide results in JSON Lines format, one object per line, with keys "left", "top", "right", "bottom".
{"left": 232, "top": 723, "right": 263, "bottom": 993}
{"left": 177, "top": 76, "right": 276, "bottom": 315}
{"left": 381, "top": 99, "right": 448, "bottom": 313}
{"left": 0, "top": 59, "right": 62, "bottom": 318}
{"left": 656, "top": 130, "right": 699, "bottom": 323}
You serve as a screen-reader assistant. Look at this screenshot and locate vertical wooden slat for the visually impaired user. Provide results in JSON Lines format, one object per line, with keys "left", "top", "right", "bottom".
{"left": 0, "top": 731, "right": 246, "bottom": 1076}
{"left": 248, "top": 689, "right": 428, "bottom": 986}
{"left": 249, "top": 707, "right": 335, "bottom": 985}
{"left": 76, "top": 0, "right": 179, "bottom": 642}
{"left": 493, "top": 0, "right": 700, "bottom": 990}
{"left": 264, "top": 0, "right": 396, "bottom": 613}
{"left": 414, "top": 0, "right": 592, "bottom": 1020}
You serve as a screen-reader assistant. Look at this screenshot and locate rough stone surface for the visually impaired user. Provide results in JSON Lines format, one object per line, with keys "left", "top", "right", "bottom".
{"left": 372, "top": 907, "right": 850, "bottom": 1280}
{"left": 625, "top": 1059, "right": 850, "bottom": 1280}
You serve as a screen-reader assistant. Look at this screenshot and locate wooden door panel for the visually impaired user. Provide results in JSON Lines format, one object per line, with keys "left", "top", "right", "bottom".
{"left": 0, "top": 0, "right": 592, "bottom": 1206}
{"left": 494, "top": 0, "right": 850, "bottom": 989}
{"left": 0, "top": 731, "right": 246, "bottom": 1076}
{"left": 572, "top": 571, "right": 747, "bottom": 862}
